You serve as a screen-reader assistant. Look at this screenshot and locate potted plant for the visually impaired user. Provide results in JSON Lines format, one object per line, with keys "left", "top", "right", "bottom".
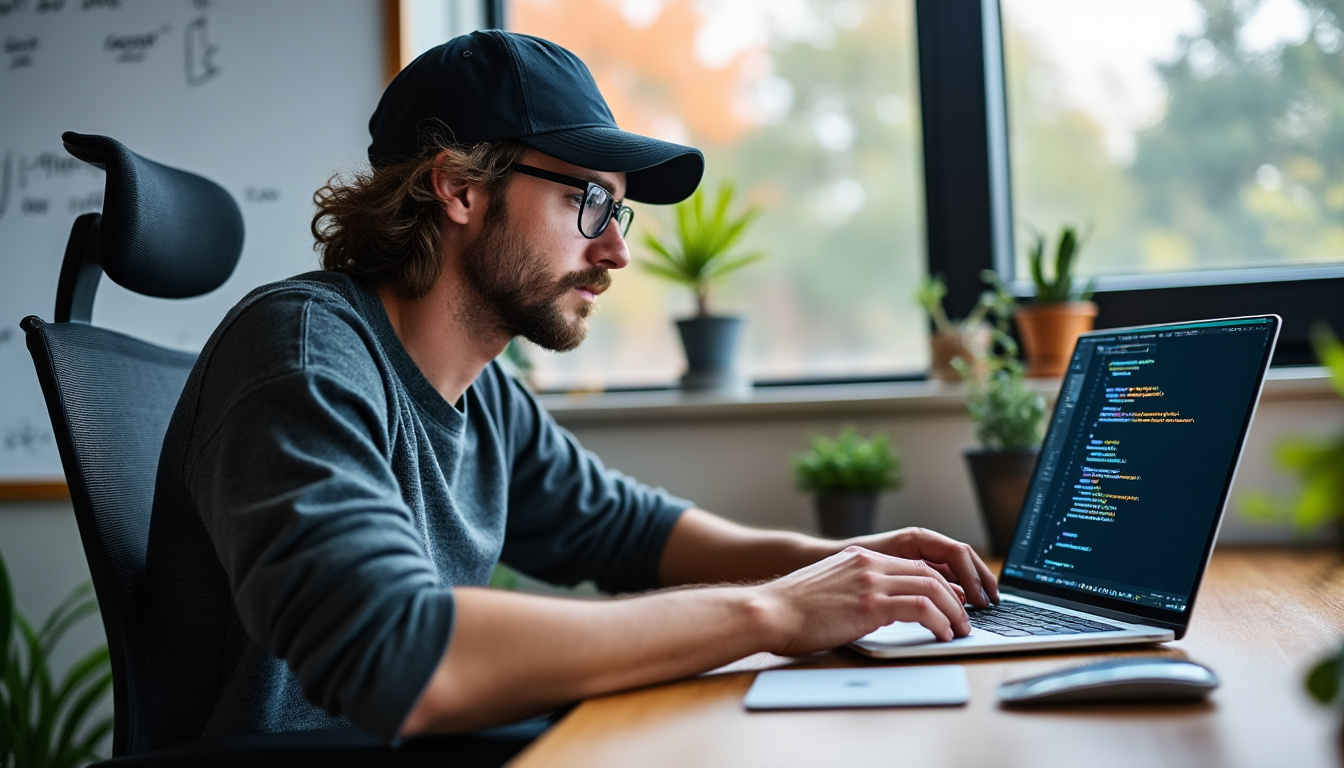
{"left": 640, "top": 181, "right": 765, "bottom": 392}
{"left": 0, "top": 550, "right": 114, "bottom": 768}
{"left": 1240, "top": 323, "right": 1344, "bottom": 707}
{"left": 1015, "top": 224, "right": 1098, "bottom": 378}
{"left": 1242, "top": 323, "right": 1344, "bottom": 542}
{"left": 794, "top": 427, "right": 903, "bottom": 539}
{"left": 916, "top": 274, "right": 993, "bottom": 382}
{"left": 958, "top": 277, "right": 1048, "bottom": 555}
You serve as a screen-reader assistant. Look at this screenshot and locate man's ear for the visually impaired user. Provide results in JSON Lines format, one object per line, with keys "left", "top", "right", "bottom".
{"left": 430, "top": 151, "right": 487, "bottom": 227}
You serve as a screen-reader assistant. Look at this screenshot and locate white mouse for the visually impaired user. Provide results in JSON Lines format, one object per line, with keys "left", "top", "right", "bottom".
{"left": 998, "top": 657, "right": 1219, "bottom": 705}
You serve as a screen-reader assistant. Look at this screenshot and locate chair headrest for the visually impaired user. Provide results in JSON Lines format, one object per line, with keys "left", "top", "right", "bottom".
{"left": 61, "top": 131, "right": 244, "bottom": 298}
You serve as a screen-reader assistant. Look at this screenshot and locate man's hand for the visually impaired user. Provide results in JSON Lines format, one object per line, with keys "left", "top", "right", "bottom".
{"left": 756, "top": 546, "right": 972, "bottom": 656}
{"left": 845, "top": 527, "right": 1000, "bottom": 607}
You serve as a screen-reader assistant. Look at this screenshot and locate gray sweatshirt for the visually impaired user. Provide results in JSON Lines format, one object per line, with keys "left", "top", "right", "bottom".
{"left": 142, "top": 270, "right": 689, "bottom": 747}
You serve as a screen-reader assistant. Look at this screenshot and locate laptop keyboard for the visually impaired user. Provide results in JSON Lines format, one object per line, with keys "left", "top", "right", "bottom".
{"left": 967, "top": 602, "right": 1122, "bottom": 636}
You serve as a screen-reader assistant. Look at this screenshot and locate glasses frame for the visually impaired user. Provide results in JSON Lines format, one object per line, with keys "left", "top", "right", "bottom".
{"left": 510, "top": 163, "right": 634, "bottom": 240}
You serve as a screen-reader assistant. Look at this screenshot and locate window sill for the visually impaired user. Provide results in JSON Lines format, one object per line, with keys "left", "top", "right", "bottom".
{"left": 539, "top": 366, "right": 1335, "bottom": 427}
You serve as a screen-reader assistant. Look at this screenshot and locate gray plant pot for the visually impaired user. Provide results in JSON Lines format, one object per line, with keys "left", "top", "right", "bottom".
{"left": 963, "top": 447, "right": 1040, "bottom": 557}
{"left": 676, "top": 315, "right": 748, "bottom": 392}
{"left": 814, "top": 492, "right": 880, "bottom": 540}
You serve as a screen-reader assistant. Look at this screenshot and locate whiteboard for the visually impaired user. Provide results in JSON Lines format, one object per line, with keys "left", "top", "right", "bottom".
{"left": 0, "top": 0, "right": 385, "bottom": 481}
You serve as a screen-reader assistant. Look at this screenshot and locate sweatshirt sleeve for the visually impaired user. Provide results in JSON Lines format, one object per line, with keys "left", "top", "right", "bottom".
{"left": 186, "top": 366, "right": 453, "bottom": 741}
{"left": 494, "top": 371, "right": 691, "bottom": 593}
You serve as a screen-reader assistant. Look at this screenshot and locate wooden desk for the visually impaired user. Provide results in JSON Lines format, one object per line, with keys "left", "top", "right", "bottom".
{"left": 511, "top": 548, "right": 1344, "bottom": 768}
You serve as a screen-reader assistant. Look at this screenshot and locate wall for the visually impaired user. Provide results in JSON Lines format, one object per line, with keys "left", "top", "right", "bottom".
{"left": 545, "top": 375, "right": 1344, "bottom": 548}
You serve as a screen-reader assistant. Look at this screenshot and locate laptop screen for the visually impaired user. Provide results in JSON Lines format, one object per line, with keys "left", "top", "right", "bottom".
{"left": 1000, "top": 316, "right": 1279, "bottom": 626}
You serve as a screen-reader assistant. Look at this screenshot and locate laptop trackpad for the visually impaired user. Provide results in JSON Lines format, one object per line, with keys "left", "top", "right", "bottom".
{"left": 859, "top": 621, "right": 941, "bottom": 647}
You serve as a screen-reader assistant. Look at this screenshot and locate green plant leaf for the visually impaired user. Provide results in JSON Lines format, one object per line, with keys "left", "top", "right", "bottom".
{"left": 1027, "top": 233, "right": 1047, "bottom": 299}
{"left": 54, "top": 664, "right": 112, "bottom": 763}
{"left": 1239, "top": 489, "right": 1288, "bottom": 521}
{"left": 638, "top": 261, "right": 700, "bottom": 288}
{"left": 794, "top": 427, "right": 903, "bottom": 494}
{"left": 637, "top": 181, "right": 765, "bottom": 314}
{"left": 0, "top": 581, "right": 112, "bottom": 768}
{"left": 1310, "top": 323, "right": 1344, "bottom": 400}
{"left": 0, "top": 550, "right": 12, "bottom": 684}
{"left": 1055, "top": 226, "right": 1077, "bottom": 296}
{"left": 37, "top": 589, "right": 97, "bottom": 660}
{"left": 52, "top": 645, "right": 109, "bottom": 720}
{"left": 1306, "top": 649, "right": 1342, "bottom": 704}
{"left": 57, "top": 717, "right": 112, "bottom": 768}
{"left": 703, "top": 251, "right": 767, "bottom": 285}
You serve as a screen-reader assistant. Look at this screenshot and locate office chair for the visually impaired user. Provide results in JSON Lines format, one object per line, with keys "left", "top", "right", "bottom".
{"left": 21, "top": 132, "right": 543, "bottom": 767}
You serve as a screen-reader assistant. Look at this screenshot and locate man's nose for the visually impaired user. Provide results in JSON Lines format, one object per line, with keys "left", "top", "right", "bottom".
{"left": 587, "top": 221, "right": 630, "bottom": 270}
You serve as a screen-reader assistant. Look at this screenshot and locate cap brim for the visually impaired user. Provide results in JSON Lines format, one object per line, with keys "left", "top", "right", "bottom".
{"left": 521, "top": 126, "right": 704, "bottom": 204}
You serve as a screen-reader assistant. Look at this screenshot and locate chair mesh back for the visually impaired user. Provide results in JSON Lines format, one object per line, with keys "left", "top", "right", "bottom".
{"left": 22, "top": 316, "right": 196, "bottom": 755}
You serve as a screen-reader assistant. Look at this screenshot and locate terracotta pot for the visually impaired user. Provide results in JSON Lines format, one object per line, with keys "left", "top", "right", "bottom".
{"left": 929, "top": 325, "right": 991, "bottom": 382}
{"left": 963, "top": 447, "right": 1040, "bottom": 557}
{"left": 1014, "top": 301, "right": 1097, "bottom": 378}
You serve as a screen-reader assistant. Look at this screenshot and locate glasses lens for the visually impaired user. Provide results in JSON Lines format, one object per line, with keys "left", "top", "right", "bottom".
{"left": 614, "top": 205, "right": 633, "bottom": 237}
{"left": 580, "top": 184, "right": 613, "bottom": 238}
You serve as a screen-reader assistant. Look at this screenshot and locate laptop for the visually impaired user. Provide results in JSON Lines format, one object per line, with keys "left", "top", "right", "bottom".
{"left": 853, "top": 315, "right": 1281, "bottom": 659}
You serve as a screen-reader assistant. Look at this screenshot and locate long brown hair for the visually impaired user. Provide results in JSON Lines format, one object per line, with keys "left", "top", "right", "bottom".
{"left": 311, "top": 140, "right": 528, "bottom": 298}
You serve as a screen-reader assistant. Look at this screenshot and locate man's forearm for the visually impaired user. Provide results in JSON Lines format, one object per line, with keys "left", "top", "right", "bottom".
{"left": 657, "top": 508, "right": 842, "bottom": 586}
{"left": 401, "top": 583, "right": 778, "bottom": 735}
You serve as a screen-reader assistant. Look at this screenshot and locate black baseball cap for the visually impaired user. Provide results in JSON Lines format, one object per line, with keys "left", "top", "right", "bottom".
{"left": 368, "top": 30, "right": 704, "bottom": 205}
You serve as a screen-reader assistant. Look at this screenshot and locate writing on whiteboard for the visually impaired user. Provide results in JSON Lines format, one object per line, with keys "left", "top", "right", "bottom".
{"left": 185, "top": 15, "right": 219, "bottom": 86}
{"left": 245, "top": 187, "right": 279, "bottom": 203}
{"left": 105, "top": 25, "right": 168, "bottom": 63}
{"left": 5, "top": 36, "right": 37, "bottom": 68}
{"left": 2, "top": 420, "right": 54, "bottom": 455}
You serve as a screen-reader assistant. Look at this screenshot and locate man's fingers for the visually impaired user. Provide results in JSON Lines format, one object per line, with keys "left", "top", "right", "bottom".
{"left": 875, "top": 573, "right": 969, "bottom": 638}
{"left": 903, "top": 530, "right": 1000, "bottom": 606}
{"left": 864, "top": 550, "right": 966, "bottom": 618}
{"left": 882, "top": 595, "right": 955, "bottom": 642}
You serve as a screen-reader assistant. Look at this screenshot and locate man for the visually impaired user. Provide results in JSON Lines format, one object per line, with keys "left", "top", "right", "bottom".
{"left": 142, "top": 30, "right": 997, "bottom": 748}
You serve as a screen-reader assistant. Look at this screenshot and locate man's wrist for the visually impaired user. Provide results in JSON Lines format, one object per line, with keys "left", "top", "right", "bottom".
{"left": 730, "top": 584, "right": 791, "bottom": 656}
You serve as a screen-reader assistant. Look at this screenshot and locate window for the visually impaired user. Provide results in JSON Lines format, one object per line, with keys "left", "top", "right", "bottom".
{"left": 918, "top": 0, "right": 1343, "bottom": 367}
{"left": 1002, "top": 0, "right": 1344, "bottom": 285}
{"left": 510, "top": 0, "right": 927, "bottom": 391}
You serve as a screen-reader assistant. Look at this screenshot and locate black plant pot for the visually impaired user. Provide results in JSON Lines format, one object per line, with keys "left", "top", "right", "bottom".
{"left": 675, "top": 315, "right": 748, "bottom": 392}
{"left": 814, "top": 492, "right": 880, "bottom": 539}
{"left": 963, "top": 447, "right": 1040, "bottom": 557}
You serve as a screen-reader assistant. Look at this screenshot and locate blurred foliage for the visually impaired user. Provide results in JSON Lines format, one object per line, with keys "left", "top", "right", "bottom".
{"left": 515, "top": 0, "right": 927, "bottom": 385}
{"left": 1008, "top": 0, "right": 1344, "bottom": 278}
{"left": 916, "top": 274, "right": 992, "bottom": 333}
{"left": 520, "top": 0, "right": 1344, "bottom": 387}
{"left": 794, "top": 426, "right": 903, "bottom": 495}
{"left": 0, "top": 550, "right": 112, "bottom": 768}
{"left": 1241, "top": 323, "right": 1344, "bottom": 534}
{"left": 1306, "top": 648, "right": 1342, "bottom": 705}
{"left": 957, "top": 273, "right": 1047, "bottom": 451}
{"left": 1236, "top": 323, "right": 1344, "bottom": 708}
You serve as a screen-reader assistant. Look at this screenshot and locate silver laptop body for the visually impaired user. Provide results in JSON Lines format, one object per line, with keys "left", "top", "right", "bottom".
{"left": 854, "top": 315, "right": 1281, "bottom": 660}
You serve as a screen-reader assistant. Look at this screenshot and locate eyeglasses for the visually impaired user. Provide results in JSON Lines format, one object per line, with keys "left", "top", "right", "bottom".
{"left": 510, "top": 163, "right": 634, "bottom": 239}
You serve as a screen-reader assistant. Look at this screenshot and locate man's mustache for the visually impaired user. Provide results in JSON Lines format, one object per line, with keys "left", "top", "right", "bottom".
{"left": 558, "top": 267, "right": 612, "bottom": 294}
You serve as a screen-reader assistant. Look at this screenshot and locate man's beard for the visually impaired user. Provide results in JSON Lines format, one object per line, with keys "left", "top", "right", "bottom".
{"left": 459, "top": 205, "right": 612, "bottom": 352}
